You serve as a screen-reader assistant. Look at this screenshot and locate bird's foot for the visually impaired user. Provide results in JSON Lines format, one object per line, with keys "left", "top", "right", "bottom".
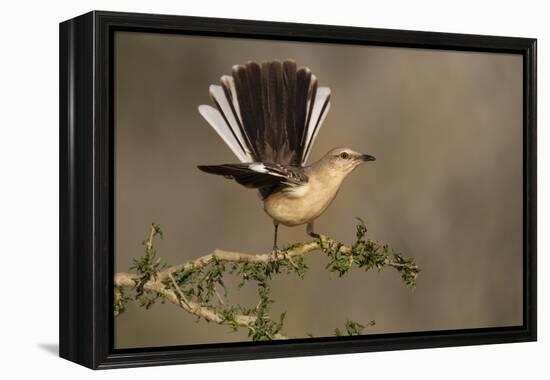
{"left": 306, "top": 222, "right": 321, "bottom": 240}
{"left": 270, "top": 247, "right": 300, "bottom": 270}
{"left": 271, "top": 247, "right": 283, "bottom": 259}
{"left": 308, "top": 231, "right": 321, "bottom": 239}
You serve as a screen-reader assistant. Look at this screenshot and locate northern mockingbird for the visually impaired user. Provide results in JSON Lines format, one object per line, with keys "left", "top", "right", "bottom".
{"left": 197, "top": 60, "right": 375, "bottom": 250}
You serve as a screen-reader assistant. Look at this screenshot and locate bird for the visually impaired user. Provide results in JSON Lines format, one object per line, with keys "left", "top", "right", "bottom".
{"left": 197, "top": 60, "right": 375, "bottom": 251}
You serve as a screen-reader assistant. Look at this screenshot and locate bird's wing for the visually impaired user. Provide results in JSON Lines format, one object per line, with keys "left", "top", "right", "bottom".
{"left": 198, "top": 60, "right": 331, "bottom": 166}
{"left": 197, "top": 162, "right": 308, "bottom": 190}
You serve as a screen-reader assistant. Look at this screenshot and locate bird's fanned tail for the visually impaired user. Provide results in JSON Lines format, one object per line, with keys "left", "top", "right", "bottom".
{"left": 198, "top": 60, "right": 331, "bottom": 166}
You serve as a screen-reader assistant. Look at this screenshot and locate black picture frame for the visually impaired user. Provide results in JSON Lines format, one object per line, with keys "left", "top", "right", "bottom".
{"left": 59, "top": 10, "right": 537, "bottom": 369}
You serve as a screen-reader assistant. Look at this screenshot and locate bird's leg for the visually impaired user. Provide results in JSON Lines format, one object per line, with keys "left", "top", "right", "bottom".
{"left": 272, "top": 222, "right": 280, "bottom": 256}
{"left": 307, "top": 221, "right": 320, "bottom": 239}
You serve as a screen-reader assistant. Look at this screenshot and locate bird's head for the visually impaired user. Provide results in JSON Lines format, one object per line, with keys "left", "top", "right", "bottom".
{"left": 318, "top": 147, "right": 376, "bottom": 177}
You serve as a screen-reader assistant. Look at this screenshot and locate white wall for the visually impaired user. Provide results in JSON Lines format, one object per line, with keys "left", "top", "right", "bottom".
{"left": 0, "top": 0, "right": 546, "bottom": 378}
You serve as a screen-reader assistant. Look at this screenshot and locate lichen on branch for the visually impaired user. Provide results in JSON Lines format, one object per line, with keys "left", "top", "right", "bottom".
{"left": 114, "top": 219, "right": 420, "bottom": 340}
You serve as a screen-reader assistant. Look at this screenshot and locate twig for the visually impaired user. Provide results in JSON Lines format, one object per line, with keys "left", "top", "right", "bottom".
{"left": 145, "top": 224, "right": 156, "bottom": 253}
{"left": 115, "top": 272, "right": 261, "bottom": 328}
{"left": 214, "top": 285, "right": 225, "bottom": 305}
{"left": 168, "top": 273, "right": 191, "bottom": 308}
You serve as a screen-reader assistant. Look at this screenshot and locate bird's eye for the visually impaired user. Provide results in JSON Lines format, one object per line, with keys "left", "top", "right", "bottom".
{"left": 340, "top": 152, "right": 350, "bottom": 159}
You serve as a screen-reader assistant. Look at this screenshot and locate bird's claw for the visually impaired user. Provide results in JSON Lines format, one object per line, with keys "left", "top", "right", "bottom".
{"left": 308, "top": 231, "right": 321, "bottom": 239}
{"left": 271, "top": 247, "right": 283, "bottom": 259}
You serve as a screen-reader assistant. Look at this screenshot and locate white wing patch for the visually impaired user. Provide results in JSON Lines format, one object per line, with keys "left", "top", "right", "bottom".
{"left": 248, "top": 163, "right": 290, "bottom": 179}
{"left": 249, "top": 163, "right": 268, "bottom": 173}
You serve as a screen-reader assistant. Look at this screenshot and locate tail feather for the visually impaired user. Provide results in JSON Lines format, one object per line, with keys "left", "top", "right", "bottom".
{"left": 220, "top": 75, "right": 244, "bottom": 128}
{"left": 220, "top": 75, "right": 257, "bottom": 158}
{"left": 197, "top": 105, "right": 251, "bottom": 162}
{"left": 209, "top": 85, "right": 248, "bottom": 155}
{"left": 295, "top": 67, "right": 312, "bottom": 158}
{"left": 283, "top": 61, "right": 298, "bottom": 156}
{"left": 233, "top": 63, "right": 263, "bottom": 160}
{"left": 303, "top": 87, "right": 331, "bottom": 163}
{"left": 198, "top": 60, "right": 331, "bottom": 166}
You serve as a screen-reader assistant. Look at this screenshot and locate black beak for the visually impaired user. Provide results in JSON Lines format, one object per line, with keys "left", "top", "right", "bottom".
{"left": 360, "top": 154, "right": 376, "bottom": 162}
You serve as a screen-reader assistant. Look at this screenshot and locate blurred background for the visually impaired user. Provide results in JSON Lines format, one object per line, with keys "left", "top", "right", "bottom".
{"left": 114, "top": 31, "right": 523, "bottom": 348}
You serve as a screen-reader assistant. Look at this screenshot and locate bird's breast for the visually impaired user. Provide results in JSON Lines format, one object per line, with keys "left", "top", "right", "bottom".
{"left": 263, "top": 177, "right": 342, "bottom": 226}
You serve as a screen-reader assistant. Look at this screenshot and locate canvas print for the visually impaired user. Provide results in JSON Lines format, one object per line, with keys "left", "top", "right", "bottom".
{"left": 113, "top": 31, "right": 523, "bottom": 348}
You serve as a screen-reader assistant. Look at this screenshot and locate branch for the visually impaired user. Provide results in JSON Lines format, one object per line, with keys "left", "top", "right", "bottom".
{"left": 114, "top": 219, "right": 419, "bottom": 340}
{"left": 114, "top": 271, "right": 291, "bottom": 338}
{"left": 150, "top": 232, "right": 419, "bottom": 286}
{"left": 151, "top": 242, "right": 414, "bottom": 281}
